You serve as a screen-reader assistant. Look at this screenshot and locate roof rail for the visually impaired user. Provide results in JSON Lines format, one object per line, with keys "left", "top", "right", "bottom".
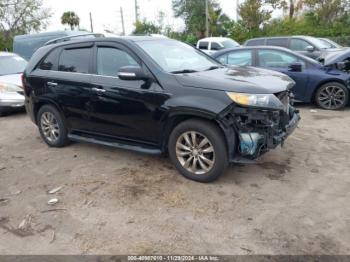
{"left": 44, "top": 33, "right": 105, "bottom": 46}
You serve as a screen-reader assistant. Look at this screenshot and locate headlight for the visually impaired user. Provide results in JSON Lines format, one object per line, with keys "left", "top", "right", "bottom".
{"left": 226, "top": 92, "right": 284, "bottom": 110}
{"left": 0, "top": 82, "right": 22, "bottom": 93}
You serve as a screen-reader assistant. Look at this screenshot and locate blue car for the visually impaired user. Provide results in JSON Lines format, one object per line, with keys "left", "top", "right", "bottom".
{"left": 212, "top": 46, "right": 350, "bottom": 110}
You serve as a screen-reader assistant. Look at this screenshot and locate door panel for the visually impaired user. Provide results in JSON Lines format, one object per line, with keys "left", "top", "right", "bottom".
{"left": 257, "top": 49, "right": 310, "bottom": 100}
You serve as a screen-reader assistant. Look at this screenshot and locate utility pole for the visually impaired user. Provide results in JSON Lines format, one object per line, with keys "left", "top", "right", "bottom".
{"left": 205, "top": 0, "right": 209, "bottom": 37}
{"left": 120, "top": 7, "right": 125, "bottom": 36}
{"left": 89, "top": 12, "right": 94, "bottom": 32}
{"left": 134, "top": 0, "right": 139, "bottom": 23}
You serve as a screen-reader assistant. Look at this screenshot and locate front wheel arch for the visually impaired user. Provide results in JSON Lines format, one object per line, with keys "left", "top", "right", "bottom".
{"left": 313, "top": 81, "right": 349, "bottom": 110}
{"left": 311, "top": 80, "right": 348, "bottom": 103}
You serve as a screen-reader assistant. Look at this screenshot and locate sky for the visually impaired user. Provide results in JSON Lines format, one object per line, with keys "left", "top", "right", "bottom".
{"left": 44, "top": 0, "right": 240, "bottom": 35}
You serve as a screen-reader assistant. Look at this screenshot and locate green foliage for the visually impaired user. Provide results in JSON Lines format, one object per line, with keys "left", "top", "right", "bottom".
{"left": 61, "top": 11, "right": 80, "bottom": 30}
{"left": 0, "top": 0, "right": 51, "bottom": 51}
{"left": 238, "top": 0, "right": 272, "bottom": 31}
{"left": 132, "top": 19, "right": 162, "bottom": 35}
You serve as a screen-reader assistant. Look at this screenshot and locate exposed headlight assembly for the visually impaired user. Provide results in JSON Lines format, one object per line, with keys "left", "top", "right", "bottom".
{"left": 0, "top": 82, "right": 22, "bottom": 93}
{"left": 226, "top": 92, "right": 284, "bottom": 110}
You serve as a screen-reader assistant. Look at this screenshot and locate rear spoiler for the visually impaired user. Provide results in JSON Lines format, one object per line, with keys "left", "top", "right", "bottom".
{"left": 44, "top": 33, "right": 105, "bottom": 46}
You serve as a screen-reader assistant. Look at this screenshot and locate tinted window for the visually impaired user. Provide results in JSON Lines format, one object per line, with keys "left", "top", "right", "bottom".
{"left": 97, "top": 47, "right": 138, "bottom": 77}
{"left": 217, "top": 54, "right": 228, "bottom": 64}
{"left": 258, "top": 50, "right": 305, "bottom": 68}
{"left": 290, "top": 39, "right": 311, "bottom": 51}
{"left": 198, "top": 41, "right": 209, "bottom": 50}
{"left": 226, "top": 50, "right": 252, "bottom": 66}
{"left": 211, "top": 42, "right": 222, "bottom": 50}
{"left": 246, "top": 39, "right": 265, "bottom": 46}
{"left": 266, "top": 38, "right": 288, "bottom": 47}
{"left": 0, "top": 55, "right": 27, "bottom": 75}
{"left": 39, "top": 49, "right": 60, "bottom": 70}
{"left": 58, "top": 48, "right": 91, "bottom": 73}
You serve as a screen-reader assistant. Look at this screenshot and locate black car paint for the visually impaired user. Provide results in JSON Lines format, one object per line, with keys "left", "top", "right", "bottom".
{"left": 23, "top": 37, "right": 299, "bottom": 162}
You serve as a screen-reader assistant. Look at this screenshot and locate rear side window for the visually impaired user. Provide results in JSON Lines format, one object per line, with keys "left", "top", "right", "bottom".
{"left": 97, "top": 47, "right": 139, "bottom": 77}
{"left": 39, "top": 49, "right": 60, "bottom": 70}
{"left": 246, "top": 39, "right": 265, "bottom": 46}
{"left": 198, "top": 41, "right": 209, "bottom": 50}
{"left": 211, "top": 42, "right": 222, "bottom": 51}
{"left": 290, "top": 39, "right": 311, "bottom": 51}
{"left": 58, "top": 48, "right": 91, "bottom": 73}
{"left": 266, "top": 38, "right": 288, "bottom": 47}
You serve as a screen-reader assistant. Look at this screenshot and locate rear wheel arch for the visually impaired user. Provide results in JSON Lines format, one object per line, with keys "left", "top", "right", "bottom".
{"left": 34, "top": 100, "right": 66, "bottom": 126}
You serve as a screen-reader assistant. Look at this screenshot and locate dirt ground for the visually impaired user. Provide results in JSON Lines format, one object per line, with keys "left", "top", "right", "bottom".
{"left": 0, "top": 105, "right": 349, "bottom": 255}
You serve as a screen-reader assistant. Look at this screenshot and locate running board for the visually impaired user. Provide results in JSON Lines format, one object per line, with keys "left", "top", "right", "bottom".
{"left": 68, "top": 134, "right": 162, "bottom": 155}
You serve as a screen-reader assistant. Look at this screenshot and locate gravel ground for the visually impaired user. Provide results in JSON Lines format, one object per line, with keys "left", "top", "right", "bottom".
{"left": 0, "top": 106, "right": 349, "bottom": 255}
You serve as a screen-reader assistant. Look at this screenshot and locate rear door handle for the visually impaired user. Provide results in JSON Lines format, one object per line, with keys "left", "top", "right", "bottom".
{"left": 47, "top": 81, "right": 58, "bottom": 86}
{"left": 92, "top": 87, "right": 106, "bottom": 93}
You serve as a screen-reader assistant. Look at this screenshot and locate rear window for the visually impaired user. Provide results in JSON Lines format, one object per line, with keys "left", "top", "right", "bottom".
{"left": 0, "top": 55, "right": 27, "bottom": 75}
{"left": 210, "top": 42, "right": 222, "bottom": 50}
{"left": 198, "top": 41, "right": 209, "bottom": 50}
{"left": 58, "top": 48, "right": 91, "bottom": 73}
{"left": 246, "top": 39, "right": 265, "bottom": 46}
{"left": 266, "top": 38, "right": 288, "bottom": 47}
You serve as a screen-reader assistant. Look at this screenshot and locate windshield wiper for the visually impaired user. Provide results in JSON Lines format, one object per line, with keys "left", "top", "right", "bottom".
{"left": 205, "top": 65, "right": 224, "bottom": 71}
{"left": 170, "top": 69, "right": 198, "bottom": 74}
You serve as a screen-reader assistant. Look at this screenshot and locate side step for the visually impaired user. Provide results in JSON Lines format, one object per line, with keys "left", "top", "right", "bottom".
{"left": 67, "top": 133, "right": 162, "bottom": 155}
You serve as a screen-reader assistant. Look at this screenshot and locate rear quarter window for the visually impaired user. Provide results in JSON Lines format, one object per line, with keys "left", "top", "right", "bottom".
{"left": 39, "top": 48, "right": 60, "bottom": 70}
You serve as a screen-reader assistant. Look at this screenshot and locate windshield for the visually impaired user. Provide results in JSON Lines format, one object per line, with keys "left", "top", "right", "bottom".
{"left": 137, "top": 40, "right": 221, "bottom": 73}
{"left": 318, "top": 38, "right": 341, "bottom": 48}
{"left": 0, "top": 55, "right": 27, "bottom": 75}
{"left": 310, "top": 37, "right": 336, "bottom": 50}
{"left": 221, "top": 39, "right": 240, "bottom": 48}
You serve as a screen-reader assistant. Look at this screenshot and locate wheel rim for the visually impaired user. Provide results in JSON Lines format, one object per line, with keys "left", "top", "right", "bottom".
{"left": 40, "top": 112, "right": 60, "bottom": 143}
{"left": 176, "top": 131, "right": 215, "bottom": 175}
{"left": 318, "top": 85, "right": 346, "bottom": 109}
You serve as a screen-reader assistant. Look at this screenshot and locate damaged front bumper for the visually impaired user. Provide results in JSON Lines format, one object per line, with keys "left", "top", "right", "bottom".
{"left": 218, "top": 93, "right": 300, "bottom": 162}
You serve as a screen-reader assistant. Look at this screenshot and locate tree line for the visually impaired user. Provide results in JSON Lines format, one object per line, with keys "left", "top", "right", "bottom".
{"left": 1, "top": 0, "right": 350, "bottom": 52}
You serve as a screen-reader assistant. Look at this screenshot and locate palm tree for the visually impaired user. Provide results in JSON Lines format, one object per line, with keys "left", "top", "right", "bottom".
{"left": 61, "top": 11, "right": 80, "bottom": 30}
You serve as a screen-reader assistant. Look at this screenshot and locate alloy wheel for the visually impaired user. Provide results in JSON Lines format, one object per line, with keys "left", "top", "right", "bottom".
{"left": 318, "top": 85, "right": 346, "bottom": 109}
{"left": 176, "top": 131, "right": 215, "bottom": 175}
{"left": 40, "top": 112, "right": 60, "bottom": 143}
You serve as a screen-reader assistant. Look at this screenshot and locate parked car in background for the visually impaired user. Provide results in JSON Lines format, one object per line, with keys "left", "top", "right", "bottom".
{"left": 0, "top": 52, "right": 27, "bottom": 116}
{"left": 244, "top": 36, "right": 342, "bottom": 60}
{"left": 318, "top": 38, "right": 343, "bottom": 49}
{"left": 196, "top": 37, "right": 240, "bottom": 55}
{"left": 13, "top": 31, "right": 91, "bottom": 60}
{"left": 212, "top": 46, "right": 350, "bottom": 110}
{"left": 23, "top": 36, "right": 299, "bottom": 182}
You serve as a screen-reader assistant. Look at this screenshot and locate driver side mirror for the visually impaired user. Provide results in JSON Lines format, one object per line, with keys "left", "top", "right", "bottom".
{"left": 306, "top": 45, "right": 315, "bottom": 52}
{"left": 288, "top": 62, "right": 303, "bottom": 72}
{"left": 117, "top": 66, "right": 149, "bottom": 81}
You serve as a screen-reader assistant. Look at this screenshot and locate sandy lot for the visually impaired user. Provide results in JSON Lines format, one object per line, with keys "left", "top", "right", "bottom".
{"left": 0, "top": 106, "right": 349, "bottom": 255}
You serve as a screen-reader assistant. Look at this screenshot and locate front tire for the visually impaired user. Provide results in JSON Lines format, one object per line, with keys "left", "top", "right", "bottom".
{"left": 315, "top": 82, "right": 349, "bottom": 110}
{"left": 37, "top": 105, "right": 69, "bottom": 147}
{"left": 168, "top": 119, "right": 228, "bottom": 182}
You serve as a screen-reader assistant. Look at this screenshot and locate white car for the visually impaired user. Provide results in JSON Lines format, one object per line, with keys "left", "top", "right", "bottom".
{"left": 0, "top": 52, "right": 27, "bottom": 116}
{"left": 196, "top": 37, "right": 240, "bottom": 55}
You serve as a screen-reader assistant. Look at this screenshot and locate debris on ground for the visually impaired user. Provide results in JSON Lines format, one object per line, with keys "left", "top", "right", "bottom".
{"left": 0, "top": 198, "right": 9, "bottom": 206}
{"left": 47, "top": 198, "right": 59, "bottom": 205}
{"left": 40, "top": 208, "right": 67, "bottom": 213}
{"left": 310, "top": 109, "right": 318, "bottom": 113}
{"left": 48, "top": 186, "right": 63, "bottom": 194}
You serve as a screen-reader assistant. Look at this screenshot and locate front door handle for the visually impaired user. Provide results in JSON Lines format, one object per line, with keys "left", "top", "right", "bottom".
{"left": 92, "top": 87, "right": 106, "bottom": 93}
{"left": 47, "top": 81, "right": 58, "bottom": 86}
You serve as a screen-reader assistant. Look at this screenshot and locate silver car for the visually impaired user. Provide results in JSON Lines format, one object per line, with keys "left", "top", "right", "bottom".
{"left": 0, "top": 52, "right": 27, "bottom": 116}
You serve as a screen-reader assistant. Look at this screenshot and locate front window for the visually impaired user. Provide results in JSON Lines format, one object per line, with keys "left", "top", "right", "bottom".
{"left": 137, "top": 40, "right": 220, "bottom": 73}
{"left": 0, "top": 55, "right": 27, "bottom": 75}
{"left": 258, "top": 50, "right": 305, "bottom": 68}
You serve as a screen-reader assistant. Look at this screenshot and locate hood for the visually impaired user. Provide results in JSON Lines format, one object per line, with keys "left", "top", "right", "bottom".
{"left": 0, "top": 73, "right": 22, "bottom": 87}
{"left": 322, "top": 48, "right": 350, "bottom": 66}
{"left": 175, "top": 66, "right": 295, "bottom": 94}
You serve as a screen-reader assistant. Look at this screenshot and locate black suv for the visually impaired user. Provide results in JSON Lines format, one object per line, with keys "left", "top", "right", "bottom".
{"left": 244, "top": 36, "right": 342, "bottom": 60}
{"left": 23, "top": 36, "right": 300, "bottom": 182}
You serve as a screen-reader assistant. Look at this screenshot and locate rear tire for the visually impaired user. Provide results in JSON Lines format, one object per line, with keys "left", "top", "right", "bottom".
{"left": 37, "top": 105, "right": 69, "bottom": 147}
{"left": 168, "top": 119, "right": 228, "bottom": 182}
{"left": 315, "top": 82, "right": 349, "bottom": 110}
